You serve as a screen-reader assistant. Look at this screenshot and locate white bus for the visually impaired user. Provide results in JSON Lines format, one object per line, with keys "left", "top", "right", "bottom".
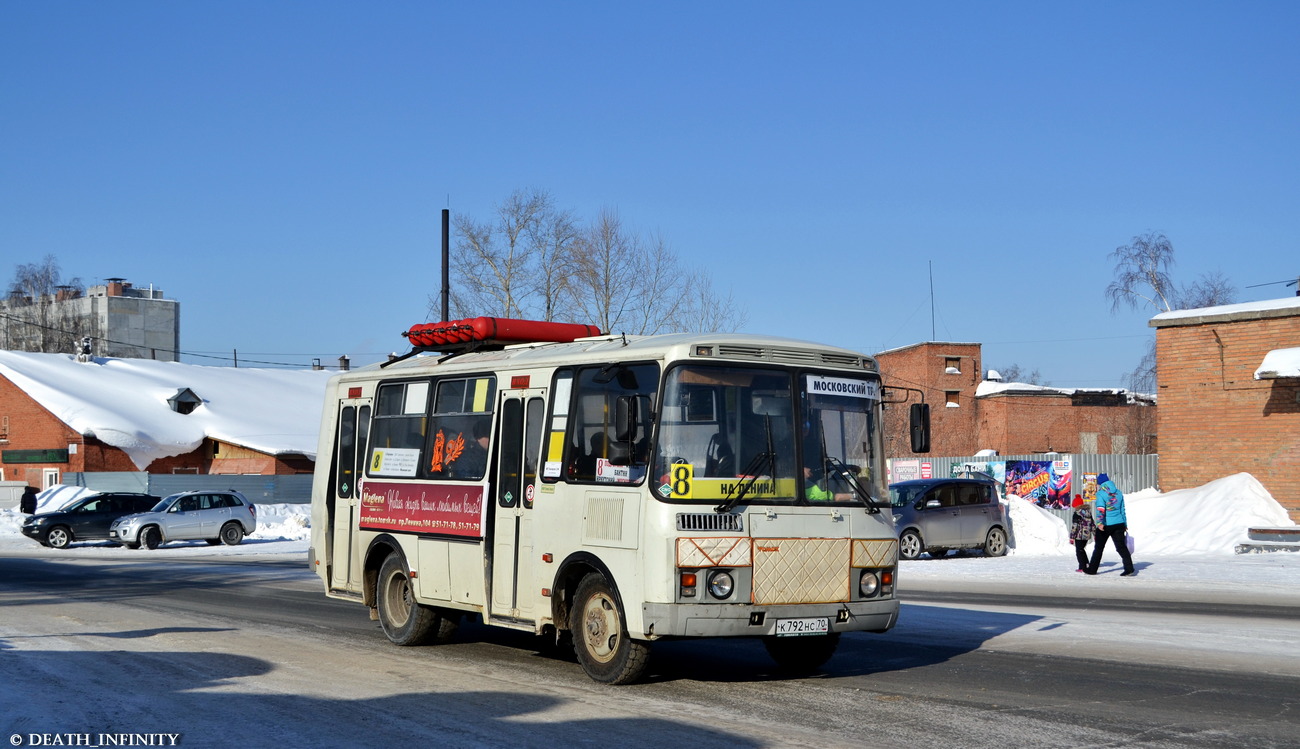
{"left": 309, "top": 317, "right": 931, "bottom": 684}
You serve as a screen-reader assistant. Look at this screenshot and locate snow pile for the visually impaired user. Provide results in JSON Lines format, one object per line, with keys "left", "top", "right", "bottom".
{"left": 253, "top": 502, "right": 312, "bottom": 542}
{"left": 1001, "top": 472, "right": 1294, "bottom": 556}
{"left": 0, "top": 351, "right": 333, "bottom": 469}
{"left": 1005, "top": 494, "right": 1071, "bottom": 556}
{"left": 1125, "top": 473, "right": 1292, "bottom": 555}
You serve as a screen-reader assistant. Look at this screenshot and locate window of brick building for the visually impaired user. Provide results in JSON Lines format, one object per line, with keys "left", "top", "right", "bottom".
{"left": 944, "top": 357, "right": 961, "bottom": 374}
{"left": 945, "top": 391, "right": 960, "bottom": 408}
{"left": 1112, "top": 435, "right": 1128, "bottom": 454}
{"left": 1080, "top": 432, "right": 1098, "bottom": 453}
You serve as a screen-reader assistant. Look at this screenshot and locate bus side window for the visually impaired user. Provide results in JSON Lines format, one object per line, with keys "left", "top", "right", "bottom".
{"left": 426, "top": 376, "right": 496, "bottom": 480}
{"left": 563, "top": 363, "right": 659, "bottom": 484}
{"left": 541, "top": 370, "right": 573, "bottom": 484}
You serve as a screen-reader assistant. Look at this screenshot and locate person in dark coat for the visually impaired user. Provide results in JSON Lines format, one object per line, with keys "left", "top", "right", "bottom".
{"left": 19, "top": 486, "right": 38, "bottom": 514}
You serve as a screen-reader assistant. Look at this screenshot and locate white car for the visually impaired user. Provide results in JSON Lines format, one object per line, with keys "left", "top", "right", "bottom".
{"left": 110, "top": 490, "right": 257, "bottom": 549}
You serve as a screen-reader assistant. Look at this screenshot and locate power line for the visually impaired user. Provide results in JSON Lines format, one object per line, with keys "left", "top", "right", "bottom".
{"left": 0, "top": 310, "right": 342, "bottom": 368}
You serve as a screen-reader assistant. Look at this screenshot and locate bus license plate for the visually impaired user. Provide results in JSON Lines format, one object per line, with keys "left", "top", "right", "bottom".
{"left": 775, "top": 617, "right": 829, "bottom": 636}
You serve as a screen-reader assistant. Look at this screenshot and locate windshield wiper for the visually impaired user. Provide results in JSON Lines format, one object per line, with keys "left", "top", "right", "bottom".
{"left": 824, "top": 456, "right": 885, "bottom": 514}
{"left": 715, "top": 416, "right": 775, "bottom": 514}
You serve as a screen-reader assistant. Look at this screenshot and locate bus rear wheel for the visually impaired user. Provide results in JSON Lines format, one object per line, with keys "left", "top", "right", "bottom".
{"left": 570, "top": 574, "right": 649, "bottom": 685}
{"left": 377, "top": 554, "right": 451, "bottom": 646}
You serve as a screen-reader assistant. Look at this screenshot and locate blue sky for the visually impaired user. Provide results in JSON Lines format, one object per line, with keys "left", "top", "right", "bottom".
{"left": 3, "top": 2, "right": 1296, "bottom": 386}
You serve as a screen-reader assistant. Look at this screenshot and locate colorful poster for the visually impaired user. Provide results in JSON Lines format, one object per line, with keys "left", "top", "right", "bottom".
{"left": 1047, "top": 459, "right": 1072, "bottom": 508}
{"left": 359, "top": 481, "right": 485, "bottom": 537}
{"left": 1082, "top": 473, "right": 1099, "bottom": 504}
{"left": 1004, "top": 460, "right": 1052, "bottom": 504}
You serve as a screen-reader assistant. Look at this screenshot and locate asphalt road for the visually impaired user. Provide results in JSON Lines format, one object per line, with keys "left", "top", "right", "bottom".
{"left": 1, "top": 551, "right": 1298, "bottom": 748}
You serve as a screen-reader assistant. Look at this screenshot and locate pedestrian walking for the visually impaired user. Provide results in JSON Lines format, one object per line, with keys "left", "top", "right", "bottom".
{"left": 1069, "top": 494, "right": 1094, "bottom": 572}
{"left": 19, "top": 485, "right": 38, "bottom": 514}
{"left": 1085, "top": 473, "right": 1136, "bottom": 576}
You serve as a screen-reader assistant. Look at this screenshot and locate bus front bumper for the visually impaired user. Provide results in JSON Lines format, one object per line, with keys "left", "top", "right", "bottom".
{"left": 641, "top": 598, "right": 899, "bottom": 639}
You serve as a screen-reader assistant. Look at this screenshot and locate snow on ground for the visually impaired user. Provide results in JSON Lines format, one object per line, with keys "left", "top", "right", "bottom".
{"left": 2, "top": 473, "right": 1296, "bottom": 593}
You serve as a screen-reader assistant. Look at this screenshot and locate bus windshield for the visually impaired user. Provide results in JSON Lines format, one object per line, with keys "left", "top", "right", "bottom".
{"left": 653, "top": 365, "right": 885, "bottom": 506}
{"left": 801, "top": 372, "right": 887, "bottom": 505}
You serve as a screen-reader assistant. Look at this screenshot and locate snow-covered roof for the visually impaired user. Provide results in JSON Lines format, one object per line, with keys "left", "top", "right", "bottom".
{"left": 974, "top": 380, "right": 1154, "bottom": 404}
{"left": 1255, "top": 347, "right": 1300, "bottom": 380}
{"left": 1150, "top": 296, "right": 1300, "bottom": 327}
{"left": 975, "top": 380, "right": 1069, "bottom": 397}
{"left": 0, "top": 351, "right": 333, "bottom": 469}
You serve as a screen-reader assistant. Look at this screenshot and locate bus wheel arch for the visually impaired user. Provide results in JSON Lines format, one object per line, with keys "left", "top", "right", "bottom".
{"left": 551, "top": 552, "right": 618, "bottom": 634}
{"left": 362, "top": 534, "right": 405, "bottom": 609}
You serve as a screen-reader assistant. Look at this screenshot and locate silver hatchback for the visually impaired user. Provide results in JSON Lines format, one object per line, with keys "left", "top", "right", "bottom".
{"left": 889, "top": 478, "right": 1008, "bottom": 560}
{"left": 109, "top": 490, "right": 257, "bottom": 549}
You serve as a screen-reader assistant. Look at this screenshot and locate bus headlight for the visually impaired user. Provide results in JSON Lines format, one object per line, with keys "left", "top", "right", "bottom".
{"left": 707, "top": 570, "right": 735, "bottom": 600}
{"left": 859, "top": 570, "right": 880, "bottom": 597}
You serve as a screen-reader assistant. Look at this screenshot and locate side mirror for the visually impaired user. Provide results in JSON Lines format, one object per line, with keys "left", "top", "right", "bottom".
{"left": 615, "top": 395, "right": 639, "bottom": 442}
{"left": 909, "top": 403, "right": 931, "bottom": 453}
{"left": 612, "top": 395, "right": 652, "bottom": 466}
{"left": 924, "top": 498, "right": 941, "bottom": 509}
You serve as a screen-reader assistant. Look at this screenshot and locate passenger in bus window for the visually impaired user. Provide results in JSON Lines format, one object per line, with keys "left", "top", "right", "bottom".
{"left": 451, "top": 418, "right": 491, "bottom": 479}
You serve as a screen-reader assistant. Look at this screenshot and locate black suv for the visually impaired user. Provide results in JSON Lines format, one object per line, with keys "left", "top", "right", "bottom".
{"left": 21, "top": 492, "right": 161, "bottom": 549}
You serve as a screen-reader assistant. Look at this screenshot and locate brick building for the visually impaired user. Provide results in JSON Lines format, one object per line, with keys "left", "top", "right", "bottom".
{"left": 877, "top": 341, "right": 1154, "bottom": 459}
{"left": 0, "top": 351, "right": 331, "bottom": 488}
{"left": 1150, "top": 297, "right": 1300, "bottom": 521}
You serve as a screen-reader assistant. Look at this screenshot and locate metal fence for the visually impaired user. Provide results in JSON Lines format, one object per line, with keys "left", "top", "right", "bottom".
{"left": 889, "top": 453, "right": 1157, "bottom": 495}
{"left": 888, "top": 453, "right": 1158, "bottom": 526}
{"left": 62, "top": 473, "right": 314, "bottom": 504}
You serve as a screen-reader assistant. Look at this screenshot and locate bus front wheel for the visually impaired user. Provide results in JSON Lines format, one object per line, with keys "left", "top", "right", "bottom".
{"left": 377, "top": 554, "right": 454, "bottom": 646}
{"left": 570, "top": 574, "right": 649, "bottom": 685}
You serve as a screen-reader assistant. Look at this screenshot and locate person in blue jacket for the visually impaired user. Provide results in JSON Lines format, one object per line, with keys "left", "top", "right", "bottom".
{"left": 1085, "top": 473, "right": 1136, "bottom": 576}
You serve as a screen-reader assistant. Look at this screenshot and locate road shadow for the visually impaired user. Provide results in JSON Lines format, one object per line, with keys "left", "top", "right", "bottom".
{"left": 0, "top": 644, "right": 765, "bottom": 748}
{"left": 440, "top": 602, "right": 1041, "bottom": 685}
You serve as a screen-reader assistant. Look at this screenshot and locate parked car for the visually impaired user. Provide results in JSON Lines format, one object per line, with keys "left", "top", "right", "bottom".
{"left": 109, "top": 490, "right": 257, "bottom": 549}
{"left": 21, "top": 492, "right": 161, "bottom": 549}
{"left": 888, "top": 477, "right": 1008, "bottom": 560}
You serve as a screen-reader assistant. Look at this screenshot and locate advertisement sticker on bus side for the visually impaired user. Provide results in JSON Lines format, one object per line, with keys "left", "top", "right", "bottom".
{"left": 359, "top": 481, "right": 484, "bottom": 537}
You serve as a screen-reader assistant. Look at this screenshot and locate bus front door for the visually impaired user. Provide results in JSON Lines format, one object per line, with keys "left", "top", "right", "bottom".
{"left": 490, "top": 389, "right": 546, "bottom": 622}
{"left": 329, "top": 399, "right": 370, "bottom": 594}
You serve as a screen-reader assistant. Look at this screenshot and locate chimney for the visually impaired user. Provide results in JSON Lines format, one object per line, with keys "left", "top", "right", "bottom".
{"left": 105, "top": 277, "right": 126, "bottom": 297}
{"left": 338, "top": 355, "right": 351, "bottom": 371}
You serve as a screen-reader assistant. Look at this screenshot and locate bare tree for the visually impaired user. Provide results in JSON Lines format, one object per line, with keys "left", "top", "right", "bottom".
{"left": 1180, "top": 270, "right": 1237, "bottom": 309}
{"left": 995, "top": 364, "right": 1048, "bottom": 386}
{"left": 570, "top": 209, "right": 641, "bottom": 333}
{"left": 1106, "top": 233, "right": 1178, "bottom": 313}
{"left": 432, "top": 189, "right": 748, "bottom": 337}
{"left": 446, "top": 189, "right": 550, "bottom": 319}
{"left": 1106, "top": 232, "right": 1236, "bottom": 393}
{"left": 2, "top": 255, "right": 89, "bottom": 354}
{"left": 1106, "top": 232, "right": 1237, "bottom": 313}
{"left": 525, "top": 202, "right": 580, "bottom": 322}
{"left": 678, "top": 272, "right": 747, "bottom": 333}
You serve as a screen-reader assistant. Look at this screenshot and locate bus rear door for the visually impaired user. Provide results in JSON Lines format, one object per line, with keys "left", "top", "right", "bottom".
{"left": 490, "top": 388, "right": 546, "bottom": 623}
{"left": 330, "top": 397, "right": 370, "bottom": 593}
